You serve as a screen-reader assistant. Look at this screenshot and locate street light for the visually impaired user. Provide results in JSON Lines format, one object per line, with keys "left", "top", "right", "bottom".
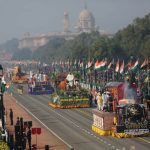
{"left": 0, "top": 64, "right": 4, "bottom": 129}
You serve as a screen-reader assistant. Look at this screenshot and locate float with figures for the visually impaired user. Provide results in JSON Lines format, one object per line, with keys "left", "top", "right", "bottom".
{"left": 92, "top": 76, "right": 150, "bottom": 138}
{"left": 49, "top": 72, "right": 90, "bottom": 108}
{"left": 11, "top": 66, "right": 28, "bottom": 84}
{"left": 28, "top": 72, "right": 54, "bottom": 95}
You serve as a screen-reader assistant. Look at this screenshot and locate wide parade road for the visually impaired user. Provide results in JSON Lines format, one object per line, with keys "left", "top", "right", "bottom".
{"left": 9, "top": 85, "right": 150, "bottom": 150}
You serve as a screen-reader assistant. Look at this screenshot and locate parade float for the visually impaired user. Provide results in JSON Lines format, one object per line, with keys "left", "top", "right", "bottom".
{"left": 11, "top": 66, "right": 28, "bottom": 84}
{"left": 92, "top": 78, "right": 150, "bottom": 138}
{"left": 49, "top": 72, "right": 90, "bottom": 108}
{"left": 28, "top": 72, "right": 54, "bottom": 95}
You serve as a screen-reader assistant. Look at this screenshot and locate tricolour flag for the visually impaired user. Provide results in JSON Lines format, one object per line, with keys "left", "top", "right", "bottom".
{"left": 94, "top": 60, "right": 107, "bottom": 70}
{"left": 119, "top": 60, "right": 124, "bottom": 74}
{"left": 86, "top": 61, "right": 93, "bottom": 69}
{"left": 73, "top": 59, "right": 77, "bottom": 68}
{"left": 79, "top": 60, "right": 84, "bottom": 68}
{"left": 115, "top": 59, "right": 119, "bottom": 72}
{"left": 127, "top": 60, "right": 132, "bottom": 70}
{"left": 107, "top": 59, "right": 114, "bottom": 70}
{"left": 130, "top": 59, "right": 139, "bottom": 71}
{"left": 141, "top": 58, "right": 148, "bottom": 69}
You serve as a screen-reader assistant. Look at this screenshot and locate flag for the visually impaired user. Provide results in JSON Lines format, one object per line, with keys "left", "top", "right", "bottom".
{"left": 43, "top": 63, "right": 48, "bottom": 67}
{"left": 73, "top": 59, "right": 77, "bottom": 68}
{"left": 130, "top": 59, "right": 139, "bottom": 71}
{"left": 127, "top": 60, "right": 132, "bottom": 70}
{"left": 52, "top": 61, "right": 54, "bottom": 67}
{"left": 115, "top": 59, "right": 119, "bottom": 72}
{"left": 79, "top": 60, "right": 84, "bottom": 68}
{"left": 74, "top": 59, "right": 77, "bottom": 65}
{"left": 108, "top": 61, "right": 112, "bottom": 70}
{"left": 60, "top": 60, "right": 64, "bottom": 68}
{"left": 107, "top": 59, "right": 114, "bottom": 70}
{"left": 86, "top": 61, "right": 93, "bottom": 69}
{"left": 141, "top": 58, "right": 148, "bottom": 69}
{"left": 120, "top": 60, "right": 124, "bottom": 74}
{"left": 94, "top": 60, "right": 107, "bottom": 70}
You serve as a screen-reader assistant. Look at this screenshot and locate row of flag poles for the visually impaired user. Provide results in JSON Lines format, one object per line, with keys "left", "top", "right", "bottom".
{"left": 51, "top": 58, "right": 149, "bottom": 74}
{"left": 45, "top": 58, "right": 150, "bottom": 95}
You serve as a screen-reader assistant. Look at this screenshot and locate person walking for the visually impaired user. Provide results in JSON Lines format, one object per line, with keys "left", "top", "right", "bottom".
{"left": 9, "top": 108, "right": 13, "bottom": 125}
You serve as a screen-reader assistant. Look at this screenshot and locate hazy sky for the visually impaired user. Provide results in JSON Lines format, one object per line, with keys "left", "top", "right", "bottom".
{"left": 0, "top": 0, "right": 150, "bottom": 43}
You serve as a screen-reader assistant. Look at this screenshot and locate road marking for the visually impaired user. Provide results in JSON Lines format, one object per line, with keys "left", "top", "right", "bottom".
{"left": 12, "top": 94, "right": 74, "bottom": 150}
{"left": 137, "top": 137, "right": 150, "bottom": 144}
{"left": 74, "top": 109, "right": 92, "bottom": 118}
{"left": 112, "top": 145, "right": 115, "bottom": 149}
{"left": 14, "top": 93, "right": 121, "bottom": 150}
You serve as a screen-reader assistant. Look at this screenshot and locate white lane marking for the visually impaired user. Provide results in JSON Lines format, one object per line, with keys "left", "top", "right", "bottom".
{"left": 15, "top": 93, "right": 121, "bottom": 150}
{"left": 112, "top": 145, "right": 115, "bottom": 149}
{"left": 13, "top": 95, "right": 74, "bottom": 149}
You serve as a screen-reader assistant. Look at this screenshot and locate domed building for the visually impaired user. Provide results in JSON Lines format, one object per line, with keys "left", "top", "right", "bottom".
{"left": 19, "top": 6, "right": 100, "bottom": 51}
{"left": 76, "top": 6, "right": 96, "bottom": 33}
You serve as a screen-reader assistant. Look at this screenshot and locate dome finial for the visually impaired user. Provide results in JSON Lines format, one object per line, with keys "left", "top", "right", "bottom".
{"left": 84, "top": 0, "right": 87, "bottom": 9}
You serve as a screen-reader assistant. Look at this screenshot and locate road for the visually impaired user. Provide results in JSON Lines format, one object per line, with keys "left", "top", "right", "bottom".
{"left": 9, "top": 85, "right": 150, "bottom": 150}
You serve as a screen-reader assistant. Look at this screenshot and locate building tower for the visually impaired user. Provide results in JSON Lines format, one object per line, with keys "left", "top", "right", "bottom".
{"left": 76, "top": 4, "right": 96, "bottom": 33}
{"left": 63, "top": 11, "right": 70, "bottom": 32}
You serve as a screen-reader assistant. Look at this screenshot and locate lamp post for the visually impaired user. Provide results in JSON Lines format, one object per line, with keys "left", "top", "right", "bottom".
{"left": 0, "top": 64, "right": 4, "bottom": 129}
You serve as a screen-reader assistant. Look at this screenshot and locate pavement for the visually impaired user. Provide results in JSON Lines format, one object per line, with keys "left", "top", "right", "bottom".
{"left": 4, "top": 93, "right": 69, "bottom": 150}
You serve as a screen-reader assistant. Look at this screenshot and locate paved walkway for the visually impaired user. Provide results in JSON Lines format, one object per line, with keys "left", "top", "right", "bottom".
{"left": 4, "top": 93, "right": 69, "bottom": 150}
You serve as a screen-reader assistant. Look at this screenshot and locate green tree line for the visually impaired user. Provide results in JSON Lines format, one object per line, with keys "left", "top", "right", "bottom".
{"left": 1, "top": 13, "right": 150, "bottom": 62}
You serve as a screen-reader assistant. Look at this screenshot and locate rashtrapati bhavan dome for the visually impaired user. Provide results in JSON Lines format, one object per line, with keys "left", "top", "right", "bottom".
{"left": 19, "top": 7, "right": 101, "bottom": 51}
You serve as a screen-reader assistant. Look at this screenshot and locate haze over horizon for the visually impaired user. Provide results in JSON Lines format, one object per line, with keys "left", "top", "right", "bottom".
{"left": 0, "top": 0, "right": 150, "bottom": 44}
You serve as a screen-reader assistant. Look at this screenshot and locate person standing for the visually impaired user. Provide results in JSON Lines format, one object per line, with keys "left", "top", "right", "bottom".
{"left": 102, "top": 92, "right": 107, "bottom": 111}
{"left": 107, "top": 93, "right": 113, "bottom": 112}
{"left": 22, "top": 131, "right": 27, "bottom": 150}
{"left": 27, "top": 127, "right": 32, "bottom": 150}
{"left": 16, "top": 117, "right": 20, "bottom": 126}
{"left": 88, "top": 92, "right": 93, "bottom": 107}
{"left": 9, "top": 108, "right": 13, "bottom": 125}
{"left": 97, "top": 92, "right": 103, "bottom": 111}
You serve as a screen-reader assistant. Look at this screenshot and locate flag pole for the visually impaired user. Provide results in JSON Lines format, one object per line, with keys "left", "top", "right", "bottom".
{"left": 112, "top": 58, "right": 115, "bottom": 81}
{"left": 147, "top": 58, "right": 150, "bottom": 95}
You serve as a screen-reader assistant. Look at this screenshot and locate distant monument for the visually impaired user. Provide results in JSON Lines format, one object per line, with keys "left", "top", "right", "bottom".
{"left": 76, "top": 4, "right": 96, "bottom": 33}
{"left": 18, "top": 5, "right": 109, "bottom": 51}
{"left": 63, "top": 11, "right": 70, "bottom": 33}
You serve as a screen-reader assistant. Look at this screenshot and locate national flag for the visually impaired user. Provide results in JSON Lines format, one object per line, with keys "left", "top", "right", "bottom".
{"left": 73, "top": 59, "right": 77, "bottom": 68}
{"left": 79, "top": 60, "right": 84, "bottom": 68}
{"left": 130, "top": 59, "right": 139, "bottom": 71}
{"left": 119, "top": 60, "right": 124, "bottom": 74}
{"left": 60, "top": 60, "right": 64, "bottom": 68}
{"left": 127, "top": 60, "right": 133, "bottom": 70}
{"left": 86, "top": 61, "right": 93, "bottom": 69}
{"left": 94, "top": 60, "right": 107, "bottom": 70}
{"left": 141, "top": 58, "right": 148, "bottom": 69}
{"left": 74, "top": 59, "right": 77, "bottom": 65}
{"left": 52, "top": 61, "right": 54, "bottom": 67}
{"left": 43, "top": 63, "right": 48, "bottom": 67}
{"left": 115, "top": 59, "right": 119, "bottom": 72}
{"left": 66, "top": 59, "right": 70, "bottom": 66}
{"left": 107, "top": 59, "right": 114, "bottom": 70}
